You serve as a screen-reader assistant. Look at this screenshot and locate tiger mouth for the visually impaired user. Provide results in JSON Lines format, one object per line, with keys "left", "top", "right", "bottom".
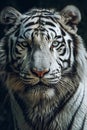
{"left": 19, "top": 71, "right": 61, "bottom": 86}
{"left": 20, "top": 76, "right": 48, "bottom": 85}
{"left": 24, "top": 82, "right": 50, "bottom": 91}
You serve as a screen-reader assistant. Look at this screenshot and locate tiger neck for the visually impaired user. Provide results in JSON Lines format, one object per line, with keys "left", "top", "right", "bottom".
{"left": 59, "top": 80, "right": 87, "bottom": 130}
{"left": 9, "top": 80, "right": 87, "bottom": 130}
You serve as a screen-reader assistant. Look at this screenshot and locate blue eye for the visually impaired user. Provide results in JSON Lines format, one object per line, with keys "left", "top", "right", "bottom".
{"left": 50, "top": 41, "right": 59, "bottom": 51}
{"left": 52, "top": 41, "right": 59, "bottom": 47}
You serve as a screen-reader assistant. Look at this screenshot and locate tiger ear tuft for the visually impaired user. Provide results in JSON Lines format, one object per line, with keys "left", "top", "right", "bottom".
{"left": 0, "top": 7, "right": 22, "bottom": 25}
{"left": 60, "top": 5, "right": 81, "bottom": 32}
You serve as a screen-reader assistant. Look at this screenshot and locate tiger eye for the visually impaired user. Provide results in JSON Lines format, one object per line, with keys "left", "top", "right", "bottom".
{"left": 52, "top": 41, "right": 59, "bottom": 47}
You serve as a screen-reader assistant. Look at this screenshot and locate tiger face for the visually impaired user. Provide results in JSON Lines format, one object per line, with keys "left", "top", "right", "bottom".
{"left": 0, "top": 6, "right": 80, "bottom": 86}
{"left": 10, "top": 14, "right": 74, "bottom": 86}
{"left": 0, "top": 5, "right": 86, "bottom": 128}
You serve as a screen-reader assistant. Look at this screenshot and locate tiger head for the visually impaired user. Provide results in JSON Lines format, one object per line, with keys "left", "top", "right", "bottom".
{"left": 0, "top": 6, "right": 86, "bottom": 112}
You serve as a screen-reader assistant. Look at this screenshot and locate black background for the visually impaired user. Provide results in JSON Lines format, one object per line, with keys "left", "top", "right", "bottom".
{"left": 0, "top": 0, "right": 87, "bottom": 47}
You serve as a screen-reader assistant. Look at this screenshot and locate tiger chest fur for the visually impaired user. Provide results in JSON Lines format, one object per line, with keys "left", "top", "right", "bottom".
{"left": 0, "top": 5, "right": 87, "bottom": 130}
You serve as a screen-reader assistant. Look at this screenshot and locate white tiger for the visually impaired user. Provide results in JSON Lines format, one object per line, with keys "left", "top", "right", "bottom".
{"left": 0, "top": 5, "right": 87, "bottom": 130}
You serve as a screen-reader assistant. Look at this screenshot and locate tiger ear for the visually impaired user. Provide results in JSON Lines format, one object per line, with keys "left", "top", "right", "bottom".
{"left": 0, "top": 7, "right": 22, "bottom": 25}
{"left": 60, "top": 5, "right": 81, "bottom": 32}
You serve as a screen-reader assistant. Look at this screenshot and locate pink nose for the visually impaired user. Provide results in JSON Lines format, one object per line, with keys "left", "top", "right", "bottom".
{"left": 32, "top": 68, "right": 49, "bottom": 77}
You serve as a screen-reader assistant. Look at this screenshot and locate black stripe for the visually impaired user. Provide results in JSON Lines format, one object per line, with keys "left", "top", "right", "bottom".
{"left": 45, "top": 21, "right": 56, "bottom": 27}
{"left": 56, "top": 44, "right": 65, "bottom": 49}
{"left": 31, "top": 15, "right": 46, "bottom": 19}
{"left": 56, "top": 60, "right": 62, "bottom": 69}
{"left": 59, "top": 57, "right": 70, "bottom": 64}
{"left": 41, "top": 10, "right": 53, "bottom": 14}
{"left": 55, "top": 35, "right": 62, "bottom": 39}
{"left": 80, "top": 114, "right": 87, "bottom": 130}
{"left": 22, "top": 17, "right": 31, "bottom": 24}
{"left": 67, "top": 88, "right": 85, "bottom": 130}
{"left": 25, "top": 22, "right": 37, "bottom": 28}
{"left": 68, "top": 39, "right": 72, "bottom": 67}
{"left": 59, "top": 57, "right": 64, "bottom": 62}
{"left": 61, "top": 28, "right": 66, "bottom": 36}
{"left": 48, "top": 28, "right": 56, "bottom": 35}
{"left": 9, "top": 38, "right": 14, "bottom": 61}
{"left": 46, "top": 16, "right": 57, "bottom": 23}
{"left": 59, "top": 48, "right": 66, "bottom": 56}
{"left": 14, "top": 28, "right": 20, "bottom": 37}
{"left": 24, "top": 28, "right": 32, "bottom": 32}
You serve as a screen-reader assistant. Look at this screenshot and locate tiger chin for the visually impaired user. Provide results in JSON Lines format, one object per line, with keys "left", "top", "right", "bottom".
{"left": 0, "top": 5, "right": 87, "bottom": 130}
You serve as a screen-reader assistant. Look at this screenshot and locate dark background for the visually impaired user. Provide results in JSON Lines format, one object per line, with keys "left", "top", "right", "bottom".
{"left": 0, "top": 0, "right": 87, "bottom": 47}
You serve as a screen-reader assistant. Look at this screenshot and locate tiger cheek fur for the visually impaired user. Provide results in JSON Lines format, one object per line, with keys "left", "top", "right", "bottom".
{"left": 0, "top": 5, "right": 87, "bottom": 130}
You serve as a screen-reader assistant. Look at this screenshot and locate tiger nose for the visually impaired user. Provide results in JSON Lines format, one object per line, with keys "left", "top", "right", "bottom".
{"left": 32, "top": 68, "right": 49, "bottom": 78}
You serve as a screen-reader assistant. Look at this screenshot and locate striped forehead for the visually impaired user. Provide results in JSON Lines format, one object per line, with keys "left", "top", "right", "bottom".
{"left": 20, "top": 10, "right": 63, "bottom": 39}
